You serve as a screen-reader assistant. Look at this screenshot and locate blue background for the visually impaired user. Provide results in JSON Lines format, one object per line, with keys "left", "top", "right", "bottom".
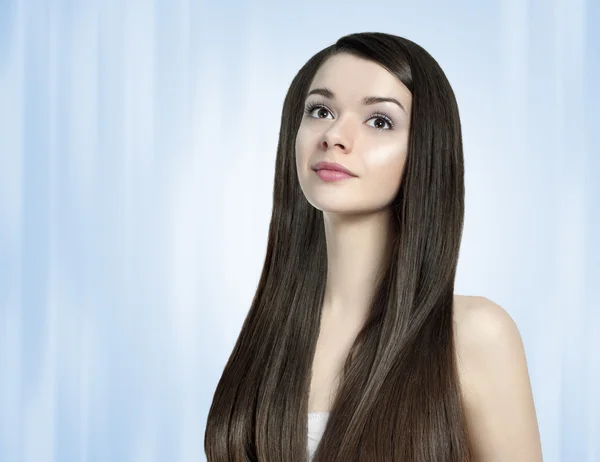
{"left": 0, "top": 0, "right": 598, "bottom": 460}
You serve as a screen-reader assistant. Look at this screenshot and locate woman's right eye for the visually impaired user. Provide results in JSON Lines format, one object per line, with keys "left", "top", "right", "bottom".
{"left": 304, "top": 104, "right": 332, "bottom": 119}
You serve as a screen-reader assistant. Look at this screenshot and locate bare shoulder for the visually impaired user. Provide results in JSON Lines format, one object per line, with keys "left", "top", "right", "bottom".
{"left": 452, "top": 295, "right": 543, "bottom": 461}
{"left": 452, "top": 295, "right": 518, "bottom": 363}
{"left": 452, "top": 295, "right": 517, "bottom": 391}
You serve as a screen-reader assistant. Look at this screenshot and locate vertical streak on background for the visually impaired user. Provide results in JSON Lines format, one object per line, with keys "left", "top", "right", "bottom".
{"left": 122, "top": 0, "right": 160, "bottom": 460}
{"left": 501, "top": 0, "right": 560, "bottom": 458}
{"left": 499, "top": 3, "right": 560, "bottom": 460}
{"left": 54, "top": 6, "right": 78, "bottom": 462}
{"left": 20, "top": 1, "right": 53, "bottom": 460}
{"left": 0, "top": 0, "right": 24, "bottom": 460}
{"left": 122, "top": 0, "right": 134, "bottom": 404}
{"left": 584, "top": 2, "right": 600, "bottom": 458}
{"left": 584, "top": 5, "right": 600, "bottom": 458}
{"left": 69, "top": 2, "right": 101, "bottom": 460}
{"left": 499, "top": 0, "right": 529, "bottom": 246}
{"left": 553, "top": 0, "right": 588, "bottom": 459}
{"left": 178, "top": 4, "right": 199, "bottom": 457}
{"left": 94, "top": 0, "right": 125, "bottom": 459}
{"left": 45, "top": 7, "right": 60, "bottom": 462}
{"left": 159, "top": 0, "right": 204, "bottom": 457}
{"left": 186, "top": 4, "right": 232, "bottom": 460}
{"left": 24, "top": 3, "right": 61, "bottom": 462}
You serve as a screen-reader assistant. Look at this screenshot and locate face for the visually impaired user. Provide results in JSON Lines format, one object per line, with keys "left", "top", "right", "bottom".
{"left": 295, "top": 53, "right": 413, "bottom": 215}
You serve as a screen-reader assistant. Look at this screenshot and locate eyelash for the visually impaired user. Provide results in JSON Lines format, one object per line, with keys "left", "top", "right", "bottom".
{"left": 303, "top": 101, "right": 396, "bottom": 131}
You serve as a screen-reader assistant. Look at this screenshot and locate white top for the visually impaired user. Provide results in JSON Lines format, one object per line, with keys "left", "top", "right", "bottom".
{"left": 307, "top": 412, "right": 330, "bottom": 461}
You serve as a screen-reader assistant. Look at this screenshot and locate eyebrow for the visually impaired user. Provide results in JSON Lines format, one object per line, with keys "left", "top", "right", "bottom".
{"left": 305, "top": 87, "right": 407, "bottom": 114}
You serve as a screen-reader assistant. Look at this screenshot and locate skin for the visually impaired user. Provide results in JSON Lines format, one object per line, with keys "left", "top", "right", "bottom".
{"left": 454, "top": 296, "right": 544, "bottom": 461}
{"left": 296, "top": 52, "right": 544, "bottom": 461}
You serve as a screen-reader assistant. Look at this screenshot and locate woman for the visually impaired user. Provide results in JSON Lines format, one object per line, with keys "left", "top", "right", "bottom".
{"left": 204, "top": 32, "right": 543, "bottom": 461}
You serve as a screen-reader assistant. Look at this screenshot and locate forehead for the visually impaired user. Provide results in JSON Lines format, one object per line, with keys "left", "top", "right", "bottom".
{"left": 308, "top": 53, "right": 412, "bottom": 110}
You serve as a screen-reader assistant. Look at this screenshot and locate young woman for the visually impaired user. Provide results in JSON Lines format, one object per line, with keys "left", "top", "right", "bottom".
{"left": 204, "top": 32, "right": 543, "bottom": 461}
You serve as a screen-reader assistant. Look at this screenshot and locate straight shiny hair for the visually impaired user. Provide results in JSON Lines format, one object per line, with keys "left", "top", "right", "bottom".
{"left": 204, "top": 31, "right": 473, "bottom": 461}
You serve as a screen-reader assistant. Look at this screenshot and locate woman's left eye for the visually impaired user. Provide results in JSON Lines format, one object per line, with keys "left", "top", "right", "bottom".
{"left": 366, "top": 114, "right": 395, "bottom": 131}
{"left": 304, "top": 103, "right": 395, "bottom": 131}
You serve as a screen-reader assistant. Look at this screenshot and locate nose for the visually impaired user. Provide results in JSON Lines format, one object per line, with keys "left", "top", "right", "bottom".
{"left": 321, "top": 139, "right": 346, "bottom": 151}
{"left": 321, "top": 125, "right": 353, "bottom": 152}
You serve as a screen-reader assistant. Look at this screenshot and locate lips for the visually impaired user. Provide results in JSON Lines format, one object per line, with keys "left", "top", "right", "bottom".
{"left": 311, "top": 161, "right": 357, "bottom": 177}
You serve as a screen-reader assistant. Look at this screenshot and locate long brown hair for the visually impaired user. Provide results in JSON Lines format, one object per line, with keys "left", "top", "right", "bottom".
{"left": 204, "top": 32, "right": 472, "bottom": 461}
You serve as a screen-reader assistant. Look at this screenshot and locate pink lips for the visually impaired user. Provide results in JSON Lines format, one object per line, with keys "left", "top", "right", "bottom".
{"left": 315, "top": 169, "right": 355, "bottom": 181}
{"left": 312, "top": 161, "right": 357, "bottom": 182}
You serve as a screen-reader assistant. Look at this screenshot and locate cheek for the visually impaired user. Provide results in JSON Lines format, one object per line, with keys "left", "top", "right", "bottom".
{"left": 295, "top": 124, "right": 311, "bottom": 155}
{"left": 295, "top": 130, "right": 310, "bottom": 179}
{"left": 370, "top": 144, "right": 407, "bottom": 175}
{"left": 294, "top": 126, "right": 316, "bottom": 170}
{"left": 365, "top": 148, "right": 408, "bottom": 196}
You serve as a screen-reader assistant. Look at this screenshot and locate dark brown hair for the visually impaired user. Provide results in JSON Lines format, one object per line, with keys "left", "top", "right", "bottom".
{"left": 204, "top": 31, "right": 472, "bottom": 461}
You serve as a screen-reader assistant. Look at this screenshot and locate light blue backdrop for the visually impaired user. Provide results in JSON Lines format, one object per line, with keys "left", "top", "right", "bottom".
{"left": 0, "top": 0, "right": 598, "bottom": 461}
